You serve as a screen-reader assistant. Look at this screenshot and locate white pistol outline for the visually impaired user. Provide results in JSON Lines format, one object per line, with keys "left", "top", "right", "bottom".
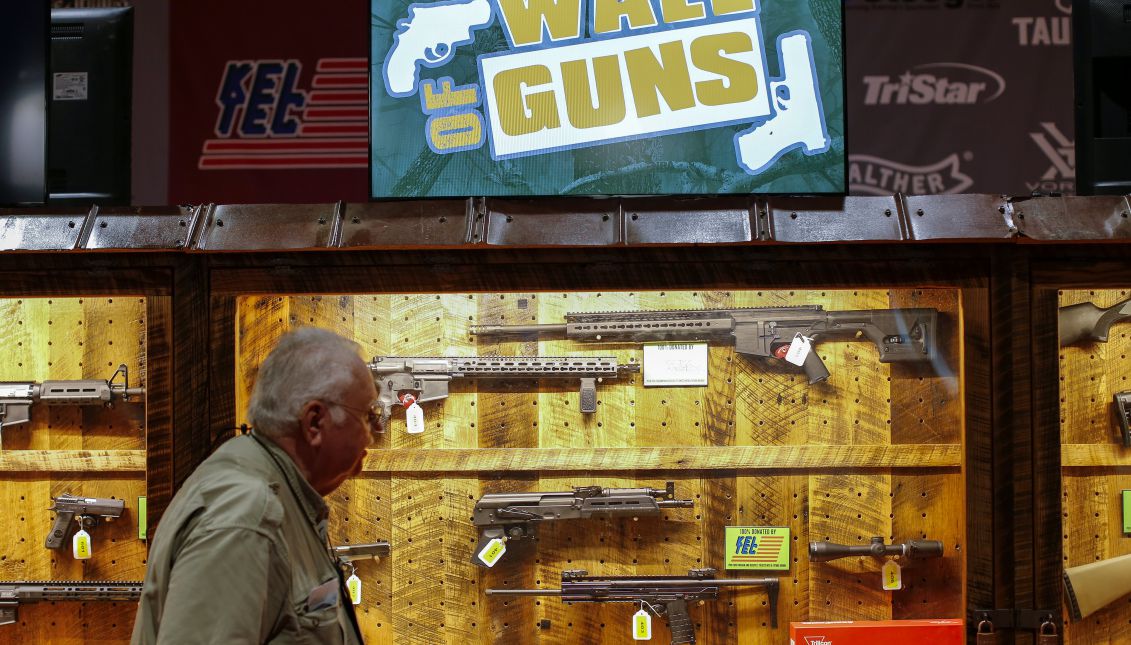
{"left": 382, "top": 0, "right": 494, "bottom": 98}
{"left": 734, "top": 30, "right": 831, "bottom": 176}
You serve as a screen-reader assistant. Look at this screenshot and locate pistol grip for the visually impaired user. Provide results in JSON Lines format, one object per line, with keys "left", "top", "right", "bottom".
{"left": 665, "top": 598, "right": 696, "bottom": 644}
{"left": 801, "top": 351, "right": 830, "bottom": 384}
{"left": 579, "top": 378, "right": 597, "bottom": 413}
{"left": 472, "top": 527, "right": 505, "bottom": 568}
{"left": 46, "top": 510, "right": 75, "bottom": 549}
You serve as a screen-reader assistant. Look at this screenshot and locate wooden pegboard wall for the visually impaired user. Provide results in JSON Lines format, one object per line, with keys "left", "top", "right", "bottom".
{"left": 1059, "top": 288, "right": 1131, "bottom": 643}
{"left": 0, "top": 297, "right": 148, "bottom": 643}
{"left": 235, "top": 289, "right": 966, "bottom": 644}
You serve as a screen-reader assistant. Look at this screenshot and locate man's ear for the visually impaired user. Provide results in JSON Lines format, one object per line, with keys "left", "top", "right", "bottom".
{"left": 298, "top": 400, "right": 330, "bottom": 448}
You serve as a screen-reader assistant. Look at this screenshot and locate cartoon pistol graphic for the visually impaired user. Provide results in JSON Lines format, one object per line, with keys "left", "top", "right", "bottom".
{"left": 383, "top": 0, "right": 494, "bottom": 97}
{"left": 734, "top": 31, "right": 831, "bottom": 175}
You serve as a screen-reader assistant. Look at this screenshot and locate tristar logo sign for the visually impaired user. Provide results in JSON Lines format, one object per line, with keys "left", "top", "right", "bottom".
{"left": 379, "top": 0, "right": 831, "bottom": 176}
{"left": 199, "top": 57, "right": 368, "bottom": 170}
{"left": 862, "top": 63, "right": 1005, "bottom": 105}
{"left": 1026, "top": 121, "right": 1074, "bottom": 193}
{"left": 803, "top": 637, "right": 832, "bottom": 645}
{"left": 849, "top": 153, "right": 974, "bottom": 195}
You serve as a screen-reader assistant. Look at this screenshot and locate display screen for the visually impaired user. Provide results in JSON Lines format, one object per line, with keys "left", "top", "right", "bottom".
{"left": 370, "top": 0, "right": 844, "bottom": 198}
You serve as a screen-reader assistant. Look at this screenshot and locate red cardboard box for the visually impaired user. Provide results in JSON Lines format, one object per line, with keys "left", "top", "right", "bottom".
{"left": 790, "top": 619, "right": 965, "bottom": 644}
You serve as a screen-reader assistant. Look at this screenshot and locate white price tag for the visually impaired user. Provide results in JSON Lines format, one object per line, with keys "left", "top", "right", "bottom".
{"left": 476, "top": 537, "right": 507, "bottom": 567}
{"left": 346, "top": 574, "right": 362, "bottom": 605}
{"left": 783, "top": 334, "right": 812, "bottom": 367}
{"left": 642, "top": 343, "right": 708, "bottom": 387}
{"left": 405, "top": 400, "right": 425, "bottom": 434}
{"left": 632, "top": 609, "right": 652, "bottom": 640}
{"left": 72, "top": 528, "right": 92, "bottom": 560}
{"left": 882, "top": 559, "right": 903, "bottom": 590}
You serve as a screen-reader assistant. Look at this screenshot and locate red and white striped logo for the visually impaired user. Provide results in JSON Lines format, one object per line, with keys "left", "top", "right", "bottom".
{"left": 199, "top": 57, "right": 368, "bottom": 170}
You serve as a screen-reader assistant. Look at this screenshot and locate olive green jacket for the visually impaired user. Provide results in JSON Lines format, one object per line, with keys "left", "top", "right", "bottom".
{"left": 131, "top": 434, "right": 363, "bottom": 644}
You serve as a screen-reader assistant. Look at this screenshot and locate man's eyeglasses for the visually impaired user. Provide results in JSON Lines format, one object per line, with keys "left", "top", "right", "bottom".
{"left": 329, "top": 401, "right": 384, "bottom": 435}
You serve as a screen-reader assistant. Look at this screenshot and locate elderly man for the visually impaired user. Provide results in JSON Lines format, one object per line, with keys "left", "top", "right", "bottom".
{"left": 132, "top": 327, "right": 380, "bottom": 644}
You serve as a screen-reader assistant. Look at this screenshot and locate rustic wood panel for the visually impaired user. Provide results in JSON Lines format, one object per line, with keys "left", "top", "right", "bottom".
{"left": 0, "top": 297, "right": 148, "bottom": 645}
{"left": 359, "top": 445, "right": 962, "bottom": 473}
{"left": 234, "top": 288, "right": 966, "bottom": 644}
{"left": 1060, "top": 288, "right": 1131, "bottom": 643}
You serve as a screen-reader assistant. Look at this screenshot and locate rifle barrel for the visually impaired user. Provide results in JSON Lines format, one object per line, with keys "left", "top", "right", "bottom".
{"left": 470, "top": 324, "right": 567, "bottom": 335}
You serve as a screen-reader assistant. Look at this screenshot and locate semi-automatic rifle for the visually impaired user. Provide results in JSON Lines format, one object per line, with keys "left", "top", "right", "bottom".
{"left": 1059, "top": 297, "right": 1131, "bottom": 346}
{"left": 470, "top": 306, "right": 938, "bottom": 384}
{"left": 0, "top": 580, "right": 142, "bottom": 625}
{"left": 472, "top": 482, "right": 692, "bottom": 567}
{"left": 809, "top": 536, "right": 944, "bottom": 562}
{"left": 487, "top": 568, "right": 779, "bottom": 644}
{"left": 46, "top": 494, "right": 125, "bottom": 550}
{"left": 1115, "top": 392, "right": 1131, "bottom": 447}
{"left": 0, "top": 365, "right": 145, "bottom": 437}
{"left": 370, "top": 356, "right": 639, "bottom": 425}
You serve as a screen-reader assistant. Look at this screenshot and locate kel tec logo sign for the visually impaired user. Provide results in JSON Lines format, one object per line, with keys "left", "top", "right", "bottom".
{"left": 199, "top": 58, "right": 368, "bottom": 170}
{"left": 862, "top": 63, "right": 1005, "bottom": 105}
{"left": 380, "top": 0, "right": 831, "bottom": 176}
{"left": 724, "top": 526, "right": 789, "bottom": 570}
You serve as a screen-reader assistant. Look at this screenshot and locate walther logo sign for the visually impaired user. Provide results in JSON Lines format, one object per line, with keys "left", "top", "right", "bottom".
{"left": 371, "top": 0, "right": 844, "bottom": 197}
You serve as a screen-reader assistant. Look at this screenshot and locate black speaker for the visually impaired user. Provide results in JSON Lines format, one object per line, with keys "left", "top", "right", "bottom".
{"left": 1073, "top": 0, "right": 1131, "bottom": 195}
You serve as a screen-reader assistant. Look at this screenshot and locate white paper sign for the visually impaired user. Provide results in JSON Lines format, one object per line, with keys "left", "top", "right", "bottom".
{"left": 642, "top": 343, "right": 708, "bottom": 387}
{"left": 783, "top": 334, "right": 812, "bottom": 367}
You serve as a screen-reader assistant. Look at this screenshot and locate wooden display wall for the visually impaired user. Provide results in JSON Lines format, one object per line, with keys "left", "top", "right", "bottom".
{"left": 234, "top": 288, "right": 966, "bottom": 644}
{"left": 0, "top": 297, "right": 148, "bottom": 643}
{"left": 1060, "top": 288, "right": 1131, "bottom": 643}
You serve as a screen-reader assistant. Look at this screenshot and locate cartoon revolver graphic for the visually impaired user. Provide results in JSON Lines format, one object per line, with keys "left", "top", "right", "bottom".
{"left": 383, "top": 0, "right": 494, "bottom": 97}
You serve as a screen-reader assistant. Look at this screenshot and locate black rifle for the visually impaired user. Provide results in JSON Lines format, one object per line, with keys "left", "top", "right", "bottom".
{"left": 1115, "top": 392, "right": 1131, "bottom": 447}
{"left": 0, "top": 580, "right": 142, "bottom": 625}
{"left": 370, "top": 355, "right": 639, "bottom": 425}
{"left": 471, "top": 306, "right": 938, "bottom": 384}
{"left": 1059, "top": 297, "right": 1131, "bottom": 346}
{"left": 809, "top": 536, "right": 944, "bottom": 562}
{"left": 0, "top": 365, "right": 145, "bottom": 440}
{"left": 472, "top": 482, "right": 692, "bottom": 567}
{"left": 487, "top": 568, "right": 778, "bottom": 644}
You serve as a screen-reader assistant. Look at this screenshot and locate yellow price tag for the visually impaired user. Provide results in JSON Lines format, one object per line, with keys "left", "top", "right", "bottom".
{"left": 882, "top": 559, "right": 902, "bottom": 590}
{"left": 72, "top": 529, "right": 92, "bottom": 560}
{"left": 632, "top": 609, "right": 652, "bottom": 640}
{"left": 346, "top": 574, "right": 362, "bottom": 605}
{"left": 477, "top": 538, "right": 506, "bottom": 567}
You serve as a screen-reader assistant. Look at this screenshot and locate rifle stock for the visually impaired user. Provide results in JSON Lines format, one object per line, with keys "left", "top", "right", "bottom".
{"left": 1064, "top": 552, "right": 1131, "bottom": 620}
{"left": 1059, "top": 297, "right": 1131, "bottom": 346}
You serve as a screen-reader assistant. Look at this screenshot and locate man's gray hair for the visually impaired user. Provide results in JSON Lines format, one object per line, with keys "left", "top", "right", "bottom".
{"left": 246, "top": 327, "right": 365, "bottom": 439}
